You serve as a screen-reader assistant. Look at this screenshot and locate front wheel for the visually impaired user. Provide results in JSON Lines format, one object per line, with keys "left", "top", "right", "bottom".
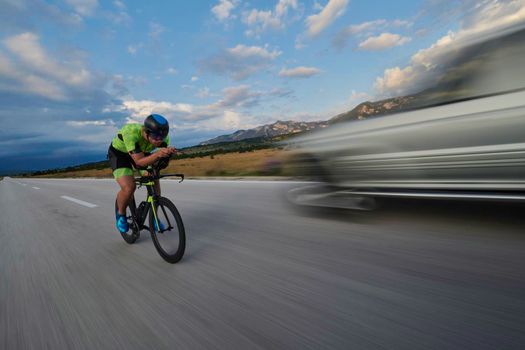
{"left": 149, "top": 197, "right": 186, "bottom": 263}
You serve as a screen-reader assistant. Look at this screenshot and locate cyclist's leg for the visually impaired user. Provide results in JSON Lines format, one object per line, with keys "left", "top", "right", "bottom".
{"left": 116, "top": 173, "right": 135, "bottom": 215}
{"left": 108, "top": 144, "right": 136, "bottom": 215}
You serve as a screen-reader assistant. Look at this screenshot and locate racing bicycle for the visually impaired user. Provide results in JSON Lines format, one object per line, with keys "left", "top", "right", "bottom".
{"left": 114, "top": 159, "right": 186, "bottom": 263}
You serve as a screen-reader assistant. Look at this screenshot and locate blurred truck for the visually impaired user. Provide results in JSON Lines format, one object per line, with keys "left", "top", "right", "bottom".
{"left": 288, "top": 24, "right": 525, "bottom": 209}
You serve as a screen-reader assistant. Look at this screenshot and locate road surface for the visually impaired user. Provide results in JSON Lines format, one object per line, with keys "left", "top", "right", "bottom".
{"left": 1, "top": 177, "right": 524, "bottom": 349}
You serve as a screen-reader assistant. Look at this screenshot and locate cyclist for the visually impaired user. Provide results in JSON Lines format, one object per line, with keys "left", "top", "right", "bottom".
{"left": 108, "top": 114, "right": 177, "bottom": 233}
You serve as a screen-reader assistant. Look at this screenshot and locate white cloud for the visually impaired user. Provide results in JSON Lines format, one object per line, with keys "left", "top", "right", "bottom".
{"left": 276, "top": 0, "right": 298, "bottom": 17}
{"left": 212, "top": 0, "right": 238, "bottom": 22}
{"left": 305, "top": 0, "right": 349, "bottom": 37}
{"left": 374, "top": 0, "right": 525, "bottom": 97}
{"left": 392, "top": 19, "right": 412, "bottom": 28}
{"left": 461, "top": 0, "right": 525, "bottom": 32}
{"left": 200, "top": 44, "right": 282, "bottom": 80}
{"left": 166, "top": 67, "right": 178, "bottom": 75}
{"left": 67, "top": 119, "right": 115, "bottom": 127}
{"left": 217, "top": 85, "right": 259, "bottom": 107}
{"left": 191, "top": 76, "right": 199, "bottom": 82}
{"left": 333, "top": 18, "right": 412, "bottom": 49}
{"left": 117, "top": 84, "right": 290, "bottom": 132}
{"left": 0, "top": 52, "right": 66, "bottom": 100}
{"left": 244, "top": 9, "right": 280, "bottom": 29}
{"left": 374, "top": 66, "right": 417, "bottom": 96}
{"left": 345, "top": 19, "right": 387, "bottom": 35}
{"left": 222, "top": 110, "right": 242, "bottom": 129}
{"left": 348, "top": 90, "right": 371, "bottom": 105}
{"left": 278, "top": 66, "right": 321, "bottom": 78}
{"left": 191, "top": 110, "right": 262, "bottom": 133}
{"left": 65, "top": 0, "right": 98, "bottom": 16}
{"left": 121, "top": 100, "right": 197, "bottom": 121}
{"left": 0, "top": 32, "right": 100, "bottom": 101}
{"left": 357, "top": 32, "right": 411, "bottom": 51}
{"left": 242, "top": 0, "right": 299, "bottom": 37}
{"left": 228, "top": 44, "right": 281, "bottom": 59}
{"left": 4, "top": 32, "right": 92, "bottom": 87}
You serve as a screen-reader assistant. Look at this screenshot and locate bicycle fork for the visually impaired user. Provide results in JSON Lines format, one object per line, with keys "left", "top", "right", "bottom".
{"left": 148, "top": 195, "right": 161, "bottom": 232}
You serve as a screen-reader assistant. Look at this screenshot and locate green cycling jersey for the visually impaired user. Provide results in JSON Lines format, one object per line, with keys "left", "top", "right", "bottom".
{"left": 112, "top": 123, "right": 170, "bottom": 154}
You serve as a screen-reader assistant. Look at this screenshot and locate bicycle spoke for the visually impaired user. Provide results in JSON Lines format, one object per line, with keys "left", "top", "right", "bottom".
{"left": 158, "top": 204, "right": 170, "bottom": 229}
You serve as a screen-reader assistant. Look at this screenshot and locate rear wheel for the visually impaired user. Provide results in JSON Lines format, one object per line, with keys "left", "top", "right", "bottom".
{"left": 115, "top": 198, "right": 140, "bottom": 244}
{"left": 149, "top": 197, "right": 186, "bottom": 263}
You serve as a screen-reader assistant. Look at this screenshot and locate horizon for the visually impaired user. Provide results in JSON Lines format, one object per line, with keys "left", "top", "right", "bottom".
{"left": 2, "top": 117, "right": 317, "bottom": 175}
{"left": 2, "top": 0, "right": 524, "bottom": 172}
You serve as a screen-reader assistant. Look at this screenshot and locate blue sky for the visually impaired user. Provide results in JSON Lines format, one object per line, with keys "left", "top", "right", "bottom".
{"left": 1, "top": 0, "right": 524, "bottom": 172}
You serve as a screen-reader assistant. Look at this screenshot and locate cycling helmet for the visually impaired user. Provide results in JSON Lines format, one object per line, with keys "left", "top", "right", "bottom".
{"left": 144, "top": 114, "right": 169, "bottom": 139}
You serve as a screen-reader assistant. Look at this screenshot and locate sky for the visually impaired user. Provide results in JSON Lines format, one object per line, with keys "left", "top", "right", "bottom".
{"left": 1, "top": 0, "right": 524, "bottom": 173}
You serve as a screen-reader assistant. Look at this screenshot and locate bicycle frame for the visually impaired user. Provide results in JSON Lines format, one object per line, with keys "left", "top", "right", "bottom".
{"left": 117, "top": 161, "right": 186, "bottom": 262}
{"left": 130, "top": 172, "right": 184, "bottom": 232}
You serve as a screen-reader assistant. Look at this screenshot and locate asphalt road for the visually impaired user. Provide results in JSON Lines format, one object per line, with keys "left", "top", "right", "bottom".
{"left": 1, "top": 177, "right": 524, "bottom": 349}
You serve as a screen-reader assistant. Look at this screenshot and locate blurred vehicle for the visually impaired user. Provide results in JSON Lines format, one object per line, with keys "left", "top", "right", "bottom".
{"left": 288, "top": 25, "right": 525, "bottom": 209}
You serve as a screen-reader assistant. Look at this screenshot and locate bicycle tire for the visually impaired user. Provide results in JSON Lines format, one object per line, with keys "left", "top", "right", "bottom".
{"left": 115, "top": 199, "right": 139, "bottom": 244}
{"left": 149, "top": 197, "right": 186, "bottom": 263}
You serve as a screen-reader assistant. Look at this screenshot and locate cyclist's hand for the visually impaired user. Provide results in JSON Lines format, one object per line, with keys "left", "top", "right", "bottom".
{"left": 157, "top": 148, "right": 172, "bottom": 158}
{"left": 166, "top": 147, "right": 178, "bottom": 155}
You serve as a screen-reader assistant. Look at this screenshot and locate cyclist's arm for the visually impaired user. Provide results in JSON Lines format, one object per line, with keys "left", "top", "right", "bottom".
{"left": 130, "top": 150, "right": 171, "bottom": 168}
{"left": 123, "top": 133, "right": 175, "bottom": 168}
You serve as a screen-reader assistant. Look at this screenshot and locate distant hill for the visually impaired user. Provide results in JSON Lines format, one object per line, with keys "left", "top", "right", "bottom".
{"left": 199, "top": 120, "right": 328, "bottom": 145}
{"left": 328, "top": 95, "right": 417, "bottom": 124}
{"left": 199, "top": 95, "right": 421, "bottom": 145}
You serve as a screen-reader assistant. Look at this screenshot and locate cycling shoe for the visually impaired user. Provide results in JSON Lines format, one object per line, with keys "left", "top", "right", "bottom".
{"left": 116, "top": 215, "right": 129, "bottom": 233}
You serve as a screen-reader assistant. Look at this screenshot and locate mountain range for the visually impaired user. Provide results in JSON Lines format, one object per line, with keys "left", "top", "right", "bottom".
{"left": 199, "top": 95, "right": 418, "bottom": 145}
{"left": 199, "top": 120, "right": 329, "bottom": 145}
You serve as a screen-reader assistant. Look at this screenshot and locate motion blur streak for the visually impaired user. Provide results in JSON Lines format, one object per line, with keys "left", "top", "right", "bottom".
{"left": 288, "top": 24, "right": 525, "bottom": 200}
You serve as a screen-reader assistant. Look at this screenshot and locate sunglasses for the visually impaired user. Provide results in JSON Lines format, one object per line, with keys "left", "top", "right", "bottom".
{"left": 148, "top": 132, "right": 166, "bottom": 140}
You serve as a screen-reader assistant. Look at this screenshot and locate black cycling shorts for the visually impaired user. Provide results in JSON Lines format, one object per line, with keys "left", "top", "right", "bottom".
{"left": 107, "top": 144, "right": 136, "bottom": 178}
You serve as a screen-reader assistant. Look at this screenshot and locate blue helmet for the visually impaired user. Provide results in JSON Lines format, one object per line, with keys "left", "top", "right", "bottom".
{"left": 144, "top": 114, "right": 169, "bottom": 138}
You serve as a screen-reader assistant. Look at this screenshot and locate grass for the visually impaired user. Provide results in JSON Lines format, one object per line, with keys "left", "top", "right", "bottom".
{"left": 32, "top": 148, "right": 293, "bottom": 178}
{"left": 166, "top": 148, "right": 289, "bottom": 176}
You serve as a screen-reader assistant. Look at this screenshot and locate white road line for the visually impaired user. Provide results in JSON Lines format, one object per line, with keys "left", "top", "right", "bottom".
{"left": 32, "top": 187, "right": 40, "bottom": 190}
{"left": 60, "top": 196, "right": 98, "bottom": 208}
